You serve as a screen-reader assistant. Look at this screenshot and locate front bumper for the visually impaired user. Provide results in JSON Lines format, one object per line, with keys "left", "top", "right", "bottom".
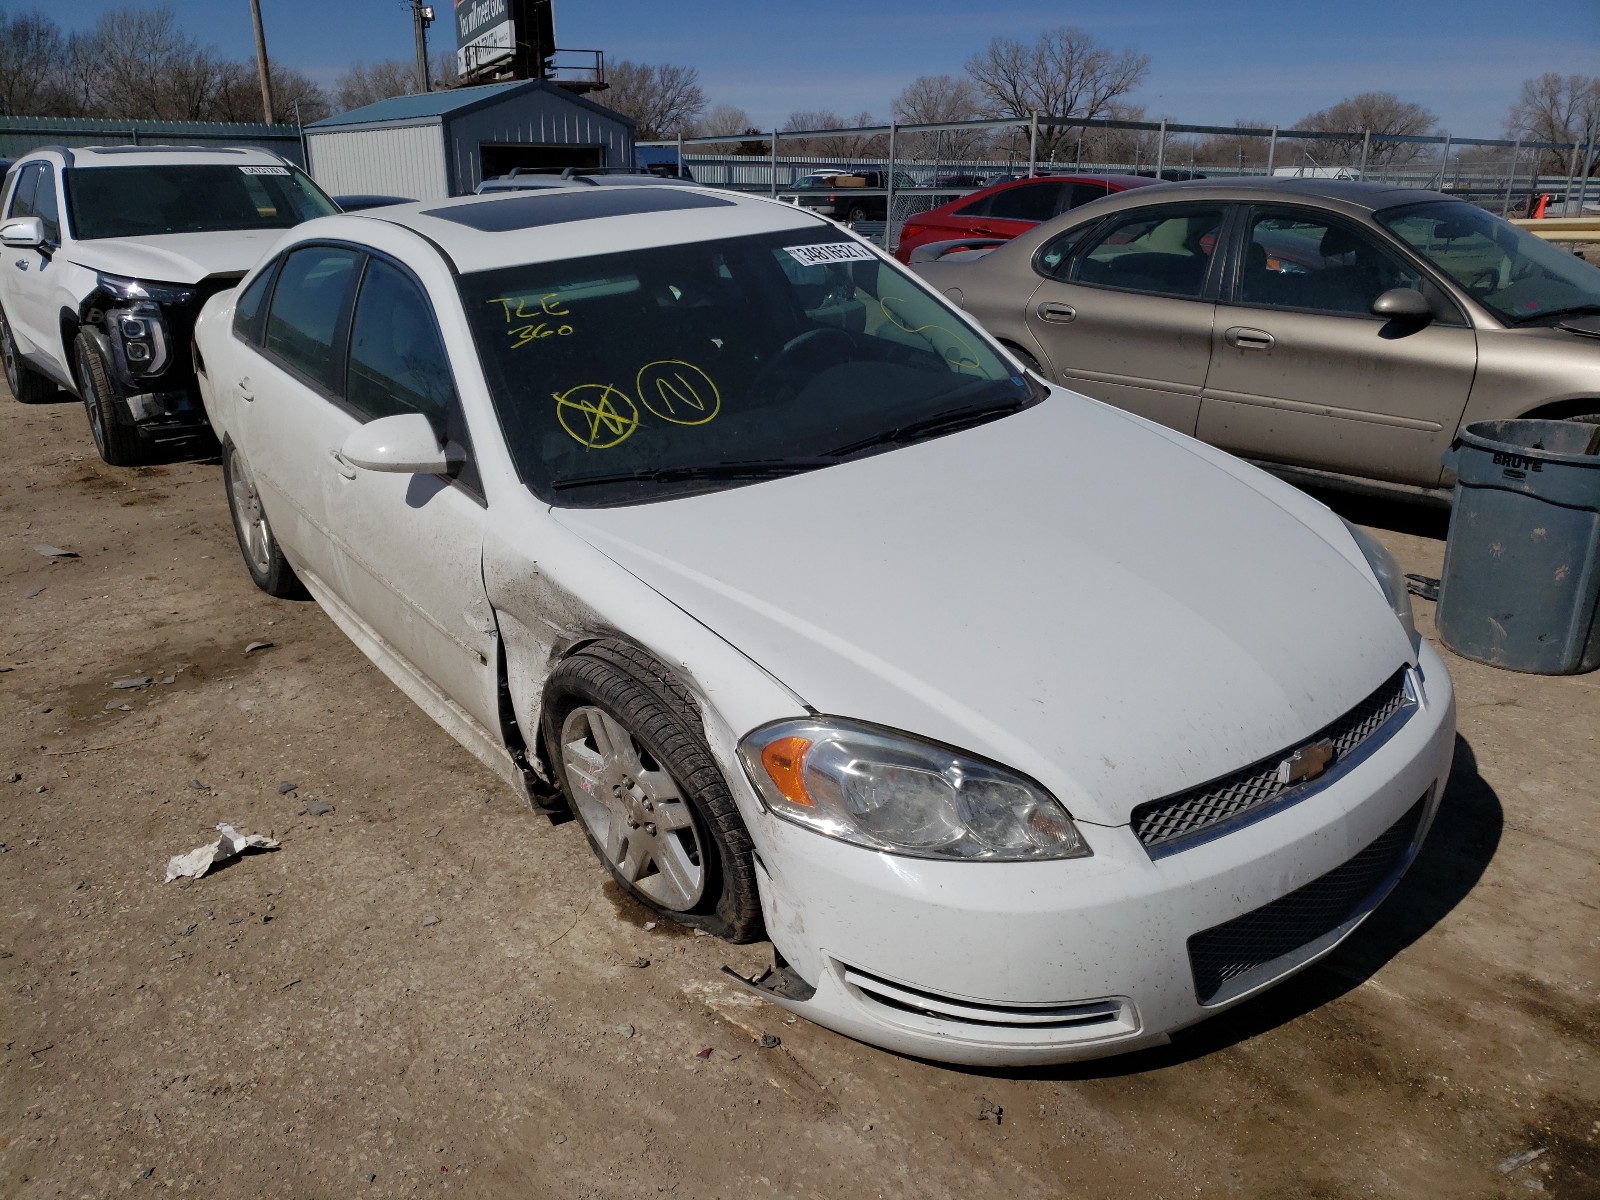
{"left": 741, "top": 644, "right": 1457, "bottom": 1066}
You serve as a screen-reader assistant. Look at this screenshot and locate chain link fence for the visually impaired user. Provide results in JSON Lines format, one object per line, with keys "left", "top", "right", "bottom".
{"left": 646, "top": 113, "right": 1598, "bottom": 251}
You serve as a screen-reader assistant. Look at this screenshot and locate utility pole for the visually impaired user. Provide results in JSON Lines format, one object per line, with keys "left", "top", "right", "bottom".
{"left": 249, "top": 0, "right": 276, "bottom": 124}
{"left": 410, "top": 2, "right": 435, "bottom": 93}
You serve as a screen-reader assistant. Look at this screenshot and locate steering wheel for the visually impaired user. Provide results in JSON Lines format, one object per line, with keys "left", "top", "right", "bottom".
{"left": 1467, "top": 267, "right": 1499, "bottom": 295}
{"left": 752, "top": 327, "right": 860, "bottom": 396}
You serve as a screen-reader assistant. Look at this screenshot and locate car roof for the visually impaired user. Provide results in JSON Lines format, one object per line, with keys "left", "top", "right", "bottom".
{"left": 22, "top": 144, "right": 292, "bottom": 170}
{"left": 337, "top": 186, "right": 835, "bottom": 275}
{"left": 1130, "top": 175, "right": 1449, "bottom": 213}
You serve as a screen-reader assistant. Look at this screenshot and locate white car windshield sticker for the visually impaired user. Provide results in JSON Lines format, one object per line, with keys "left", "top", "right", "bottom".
{"left": 240, "top": 166, "right": 290, "bottom": 176}
{"left": 784, "top": 242, "right": 875, "bottom": 267}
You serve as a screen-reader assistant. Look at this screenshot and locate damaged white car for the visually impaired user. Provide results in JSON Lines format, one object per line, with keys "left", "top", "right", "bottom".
{"left": 193, "top": 186, "right": 1456, "bottom": 1066}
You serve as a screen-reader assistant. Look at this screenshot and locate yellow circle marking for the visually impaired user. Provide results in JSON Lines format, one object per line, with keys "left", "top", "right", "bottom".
{"left": 555, "top": 383, "right": 639, "bottom": 449}
{"left": 637, "top": 360, "right": 721, "bottom": 426}
{"left": 880, "top": 297, "right": 982, "bottom": 369}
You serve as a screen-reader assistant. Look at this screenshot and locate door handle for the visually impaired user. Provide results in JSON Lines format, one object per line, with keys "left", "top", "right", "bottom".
{"left": 236, "top": 377, "right": 254, "bottom": 401}
{"left": 1036, "top": 301, "right": 1076, "bottom": 323}
{"left": 328, "top": 448, "right": 357, "bottom": 480}
{"left": 1224, "top": 326, "right": 1274, "bottom": 350}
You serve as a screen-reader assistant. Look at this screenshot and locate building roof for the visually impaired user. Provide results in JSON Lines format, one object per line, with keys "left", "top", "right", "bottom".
{"left": 309, "top": 79, "right": 633, "bottom": 131}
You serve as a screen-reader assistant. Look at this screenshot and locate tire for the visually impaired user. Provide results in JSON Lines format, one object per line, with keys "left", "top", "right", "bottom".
{"left": 0, "top": 305, "right": 57, "bottom": 404}
{"left": 223, "top": 441, "right": 305, "bottom": 598}
{"left": 75, "top": 332, "right": 144, "bottom": 466}
{"left": 1006, "top": 343, "right": 1046, "bottom": 378}
{"left": 543, "top": 641, "right": 762, "bottom": 942}
{"left": 844, "top": 203, "right": 870, "bottom": 223}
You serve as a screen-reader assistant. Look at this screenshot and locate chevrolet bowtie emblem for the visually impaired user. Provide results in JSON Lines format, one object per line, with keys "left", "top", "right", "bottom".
{"left": 1277, "top": 738, "right": 1336, "bottom": 786}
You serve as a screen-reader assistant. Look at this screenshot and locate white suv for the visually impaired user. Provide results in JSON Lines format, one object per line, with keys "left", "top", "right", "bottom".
{"left": 0, "top": 145, "right": 337, "bottom": 464}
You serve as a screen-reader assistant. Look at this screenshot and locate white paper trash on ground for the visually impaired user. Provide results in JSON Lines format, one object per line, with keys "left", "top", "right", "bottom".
{"left": 165, "top": 823, "right": 280, "bottom": 882}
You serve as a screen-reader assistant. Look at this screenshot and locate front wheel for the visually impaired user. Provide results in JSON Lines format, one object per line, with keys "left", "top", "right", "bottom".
{"left": 1, "top": 306, "right": 57, "bottom": 404}
{"left": 75, "top": 333, "right": 144, "bottom": 465}
{"left": 544, "top": 642, "right": 762, "bottom": 942}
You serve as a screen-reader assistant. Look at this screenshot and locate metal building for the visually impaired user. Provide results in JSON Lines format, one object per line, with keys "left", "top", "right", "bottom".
{"left": 304, "top": 80, "right": 634, "bottom": 203}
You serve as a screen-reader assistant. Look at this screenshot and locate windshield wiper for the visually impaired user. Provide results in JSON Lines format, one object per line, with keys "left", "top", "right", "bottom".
{"left": 1517, "top": 303, "right": 1600, "bottom": 326}
{"left": 827, "top": 398, "right": 1027, "bottom": 458}
{"left": 550, "top": 458, "right": 839, "bottom": 491}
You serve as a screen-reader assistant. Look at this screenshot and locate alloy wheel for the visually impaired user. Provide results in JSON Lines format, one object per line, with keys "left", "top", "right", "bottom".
{"left": 560, "top": 704, "right": 707, "bottom": 910}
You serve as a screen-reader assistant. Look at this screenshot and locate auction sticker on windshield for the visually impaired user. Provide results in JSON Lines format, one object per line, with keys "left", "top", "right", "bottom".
{"left": 240, "top": 166, "right": 290, "bottom": 176}
{"left": 786, "top": 242, "right": 876, "bottom": 266}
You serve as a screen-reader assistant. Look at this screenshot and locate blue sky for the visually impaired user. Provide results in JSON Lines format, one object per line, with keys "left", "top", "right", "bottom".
{"left": 42, "top": 0, "right": 1600, "bottom": 137}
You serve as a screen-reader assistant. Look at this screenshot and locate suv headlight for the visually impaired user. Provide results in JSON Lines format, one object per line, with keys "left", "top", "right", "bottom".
{"left": 739, "top": 719, "right": 1091, "bottom": 861}
{"left": 1345, "top": 520, "right": 1419, "bottom": 652}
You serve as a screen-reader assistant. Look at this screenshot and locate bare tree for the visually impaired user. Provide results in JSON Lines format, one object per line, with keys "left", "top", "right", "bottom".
{"left": 214, "top": 61, "right": 330, "bottom": 124}
{"left": 1295, "top": 92, "right": 1437, "bottom": 169}
{"left": 1507, "top": 74, "right": 1600, "bottom": 174}
{"left": 0, "top": 10, "right": 68, "bottom": 117}
{"left": 892, "top": 74, "right": 988, "bottom": 160}
{"left": 1191, "top": 119, "right": 1277, "bottom": 169}
{"left": 600, "top": 61, "right": 705, "bottom": 140}
{"left": 965, "top": 27, "right": 1149, "bottom": 160}
{"left": 696, "top": 104, "right": 754, "bottom": 138}
{"left": 334, "top": 60, "right": 421, "bottom": 113}
{"left": 83, "top": 7, "right": 227, "bottom": 120}
{"left": 780, "top": 111, "right": 886, "bottom": 159}
{"left": 432, "top": 49, "right": 459, "bottom": 91}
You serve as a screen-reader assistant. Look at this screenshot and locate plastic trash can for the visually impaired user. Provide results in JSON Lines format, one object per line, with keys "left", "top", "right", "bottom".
{"left": 1436, "top": 418, "right": 1600, "bottom": 674}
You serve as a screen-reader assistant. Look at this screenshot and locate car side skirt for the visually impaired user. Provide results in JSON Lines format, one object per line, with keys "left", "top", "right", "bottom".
{"left": 295, "top": 563, "right": 535, "bottom": 805}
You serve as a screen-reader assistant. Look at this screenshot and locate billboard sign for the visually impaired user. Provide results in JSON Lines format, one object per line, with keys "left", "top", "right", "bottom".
{"left": 456, "top": 0, "right": 514, "bottom": 75}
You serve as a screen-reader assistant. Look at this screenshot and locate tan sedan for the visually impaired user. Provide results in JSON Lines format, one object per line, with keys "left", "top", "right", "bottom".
{"left": 910, "top": 178, "right": 1600, "bottom": 502}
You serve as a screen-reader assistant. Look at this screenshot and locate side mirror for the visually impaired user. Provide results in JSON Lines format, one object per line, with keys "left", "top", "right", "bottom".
{"left": 339, "top": 412, "right": 457, "bottom": 475}
{"left": 1371, "top": 287, "right": 1432, "bottom": 321}
{"left": 1, "top": 217, "right": 45, "bottom": 250}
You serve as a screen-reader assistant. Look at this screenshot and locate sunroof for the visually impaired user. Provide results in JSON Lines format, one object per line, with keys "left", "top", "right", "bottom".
{"left": 423, "top": 188, "right": 734, "bottom": 232}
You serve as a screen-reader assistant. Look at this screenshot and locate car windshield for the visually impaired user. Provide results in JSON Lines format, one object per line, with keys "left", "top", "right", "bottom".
{"left": 1377, "top": 200, "right": 1600, "bottom": 325}
{"left": 460, "top": 227, "right": 1035, "bottom": 505}
{"left": 65, "top": 164, "right": 338, "bottom": 240}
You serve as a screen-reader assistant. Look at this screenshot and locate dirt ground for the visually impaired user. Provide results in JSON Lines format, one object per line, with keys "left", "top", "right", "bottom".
{"left": 2, "top": 382, "right": 1596, "bottom": 1200}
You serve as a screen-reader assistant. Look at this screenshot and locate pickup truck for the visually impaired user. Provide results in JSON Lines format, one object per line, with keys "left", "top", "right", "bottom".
{"left": 783, "top": 169, "right": 917, "bottom": 224}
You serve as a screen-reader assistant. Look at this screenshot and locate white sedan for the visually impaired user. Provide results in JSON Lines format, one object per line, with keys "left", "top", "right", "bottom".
{"left": 193, "top": 184, "right": 1456, "bottom": 1066}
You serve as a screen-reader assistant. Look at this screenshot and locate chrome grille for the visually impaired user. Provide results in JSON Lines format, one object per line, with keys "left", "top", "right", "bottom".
{"left": 1187, "top": 795, "right": 1426, "bottom": 1005}
{"left": 1131, "top": 668, "right": 1412, "bottom": 855}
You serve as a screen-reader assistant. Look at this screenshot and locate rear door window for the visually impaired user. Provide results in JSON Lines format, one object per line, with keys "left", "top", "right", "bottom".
{"left": 987, "top": 181, "right": 1068, "bottom": 222}
{"left": 233, "top": 261, "right": 279, "bottom": 346}
{"left": 1072, "top": 205, "right": 1226, "bottom": 299}
{"left": 263, "top": 245, "right": 361, "bottom": 393}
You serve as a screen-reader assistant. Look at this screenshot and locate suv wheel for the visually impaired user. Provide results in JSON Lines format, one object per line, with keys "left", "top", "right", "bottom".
{"left": 1, "top": 306, "right": 57, "bottom": 404}
{"left": 75, "top": 332, "right": 144, "bottom": 466}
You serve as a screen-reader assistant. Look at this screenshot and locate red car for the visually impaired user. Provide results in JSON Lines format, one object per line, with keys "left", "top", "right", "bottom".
{"left": 894, "top": 173, "right": 1161, "bottom": 263}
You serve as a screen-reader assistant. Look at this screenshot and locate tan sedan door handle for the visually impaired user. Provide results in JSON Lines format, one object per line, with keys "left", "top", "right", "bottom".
{"left": 1036, "top": 301, "right": 1077, "bottom": 323}
{"left": 328, "top": 448, "right": 358, "bottom": 480}
{"left": 1225, "top": 326, "right": 1275, "bottom": 350}
{"left": 236, "top": 377, "right": 254, "bottom": 401}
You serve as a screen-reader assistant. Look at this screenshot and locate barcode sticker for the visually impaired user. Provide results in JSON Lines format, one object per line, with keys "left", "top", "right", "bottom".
{"left": 784, "top": 242, "right": 876, "bottom": 267}
{"left": 240, "top": 165, "right": 290, "bottom": 176}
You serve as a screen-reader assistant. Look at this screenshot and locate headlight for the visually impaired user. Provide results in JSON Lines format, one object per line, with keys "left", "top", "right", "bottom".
{"left": 738, "top": 719, "right": 1091, "bottom": 861}
{"left": 1344, "top": 520, "right": 1419, "bottom": 651}
{"left": 96, "top": 272, "right": 194, "bottom": 306}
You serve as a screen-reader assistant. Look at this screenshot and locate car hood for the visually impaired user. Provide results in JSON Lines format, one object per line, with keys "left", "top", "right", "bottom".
{"left": 67, "top": 229, "right": 280, "bottom": 285}
{"left": 553, "top": 394, "right": 1412, "bottom": 827}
